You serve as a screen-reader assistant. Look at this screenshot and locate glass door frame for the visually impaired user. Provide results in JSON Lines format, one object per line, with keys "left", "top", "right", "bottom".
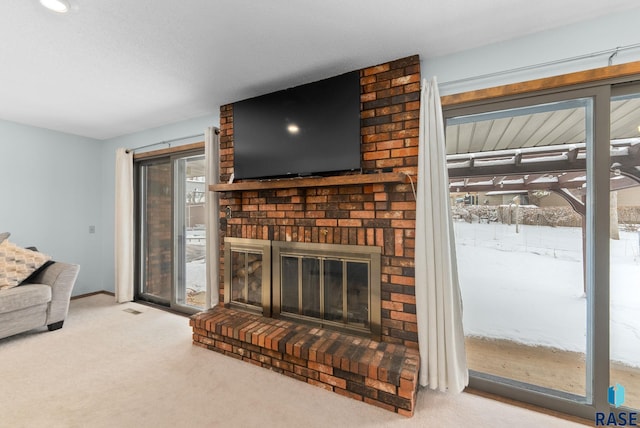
{"left": 172, "top": 152, "right": 206, "bottom": 314}
{"left": 443, "top": 85, "right": 612, "bottom": 420}
{"left": 134, "top": 146, "right": 205, "bottom": 315}
{"left": 609, "top": 81, "right": 640, "bottom": 417}
{"left": 136, "top": 157, "right": 172, "bottom": 307}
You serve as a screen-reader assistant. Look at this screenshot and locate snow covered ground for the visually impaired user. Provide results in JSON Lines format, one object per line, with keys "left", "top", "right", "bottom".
{"left": 186, "top": 229, "right": 206, "bottom": 295}
{"left": 454, "top": 221, "right": 640, "bottom": 367}
{"left": 186, "top": 258, "right": 206, "bottom": 291}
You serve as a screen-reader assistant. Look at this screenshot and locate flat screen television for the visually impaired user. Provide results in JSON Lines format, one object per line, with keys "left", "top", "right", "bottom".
{"left": 233, "top": 70, "right": 361, "bottom": 180}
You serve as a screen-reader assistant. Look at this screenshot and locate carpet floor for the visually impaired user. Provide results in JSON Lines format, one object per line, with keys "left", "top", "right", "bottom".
{"left": 0, "top": 294, "right": 588, "bottom": 428}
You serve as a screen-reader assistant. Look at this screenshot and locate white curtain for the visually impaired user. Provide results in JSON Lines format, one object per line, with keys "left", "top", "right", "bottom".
{"left": 414, "top": 77, "right": 468, "bottom": 392}
{"left": 204, "top": 127, "right": 220, "bottom": 309}
{"left": 114, "top": 147, "right": 134, "bottom": 303}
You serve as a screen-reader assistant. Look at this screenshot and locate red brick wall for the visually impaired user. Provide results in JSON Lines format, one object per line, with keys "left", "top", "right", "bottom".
{"left": 217, "top": 55, "right": 421, "bottom": 348}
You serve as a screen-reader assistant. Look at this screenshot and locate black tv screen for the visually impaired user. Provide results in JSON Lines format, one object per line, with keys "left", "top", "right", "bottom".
{"left": 233, "top": 71, "right": 361, "bottom": 180}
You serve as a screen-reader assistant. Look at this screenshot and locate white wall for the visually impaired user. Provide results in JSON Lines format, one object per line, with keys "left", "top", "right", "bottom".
{"left": 0, "top": 119, "right": 102, "bottom": 296}
{"left": 423, "top": 7, "right": 640, "bottom": 95}
{"left": 99, "top": 114, "right": 218, "bottom": 294}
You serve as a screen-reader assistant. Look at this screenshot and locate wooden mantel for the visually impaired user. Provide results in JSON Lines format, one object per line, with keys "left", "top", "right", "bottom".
{"left": 209, "top": 172, "right": 409, "bottom": 192}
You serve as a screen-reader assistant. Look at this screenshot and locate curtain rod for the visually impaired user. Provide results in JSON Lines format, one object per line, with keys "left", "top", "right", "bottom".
{"left": 438, "top": 42, "right": 640, "bottom": 88}
{"left": 126, "top": 132, "right": 207, "bottom": 154}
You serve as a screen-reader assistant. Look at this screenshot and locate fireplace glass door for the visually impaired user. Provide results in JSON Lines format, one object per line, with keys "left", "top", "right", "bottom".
{"left": 224, "top": 238, "right": 271, "bottom": 315}
{"left": 281, "top": 256, "right": 321, "bottom": 317}
{"left": 230, "top": 250, "right": 263, "bottom": 307}
{"left": 273, "top": 241, "right": 381, "bottom": 338}
{"left": 280, "top": 256, "right": 370, "bottom": 327}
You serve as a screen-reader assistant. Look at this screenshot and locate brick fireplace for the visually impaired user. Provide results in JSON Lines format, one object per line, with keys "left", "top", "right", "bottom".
{"left": 191, "top": 55, "right": 422, "bottom": 415}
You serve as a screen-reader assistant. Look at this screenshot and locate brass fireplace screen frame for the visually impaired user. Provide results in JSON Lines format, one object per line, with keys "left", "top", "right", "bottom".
{"left": 224, "top": 237, "right": 381, "bottom": 339}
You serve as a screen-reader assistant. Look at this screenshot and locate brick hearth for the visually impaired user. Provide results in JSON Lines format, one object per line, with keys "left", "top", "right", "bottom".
{"left": 191, "top": 306, "right": 420, "bottom": 416}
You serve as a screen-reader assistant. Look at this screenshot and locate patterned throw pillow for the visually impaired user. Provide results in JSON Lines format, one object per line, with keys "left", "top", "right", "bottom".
{"left": 0, "top": 240, "right": 52, "bottom": 290}
{"left": 0, "top": 232, "right": 9, "bottom": 244}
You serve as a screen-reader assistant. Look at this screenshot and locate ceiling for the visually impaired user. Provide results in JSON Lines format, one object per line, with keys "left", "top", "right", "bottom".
{"left": 2, "top": 1, "right": 640, "bottom": 140}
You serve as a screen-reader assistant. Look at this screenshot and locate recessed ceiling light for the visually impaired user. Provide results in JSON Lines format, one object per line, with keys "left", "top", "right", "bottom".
{"left": 40, "top": 0, "right": 70, "bottom": 13}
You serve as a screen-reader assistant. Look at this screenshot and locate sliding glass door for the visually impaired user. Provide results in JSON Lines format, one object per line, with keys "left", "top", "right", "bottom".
{"left": 609, "top": 83, "right": 640, "bottom": 411}
{"left": 139, "top": 158, "right": 172, "bottom": 303}
{"left": 174, "top": 154, "right": 207, "bottom": 309}
{"left": 137, "top": 149, "right": 206, "bottom": 313}
{"left": 444, "top": 86, "right": 615, "bottom": 418}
